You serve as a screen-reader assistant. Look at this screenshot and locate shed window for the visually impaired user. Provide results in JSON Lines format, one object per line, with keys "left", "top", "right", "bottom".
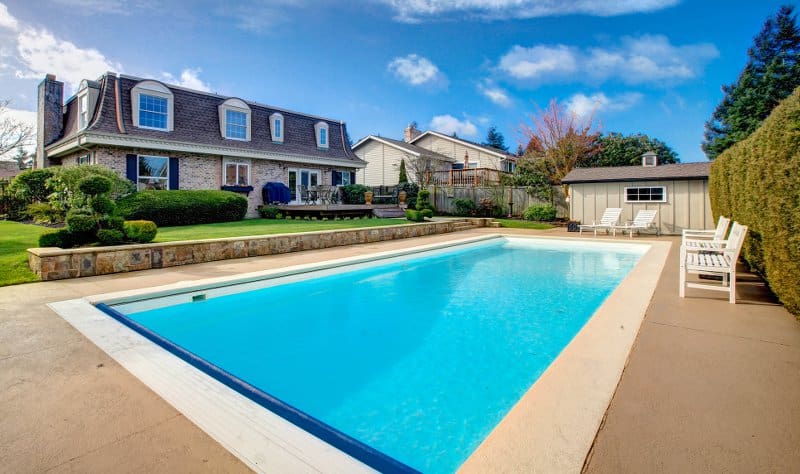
{"left": 624, "top": 186, "right": 666, "bottom": 203}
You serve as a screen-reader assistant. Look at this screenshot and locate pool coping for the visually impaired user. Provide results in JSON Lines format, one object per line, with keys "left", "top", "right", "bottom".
{"left": 47, "top": 233, "right": 671, "bottom": 473}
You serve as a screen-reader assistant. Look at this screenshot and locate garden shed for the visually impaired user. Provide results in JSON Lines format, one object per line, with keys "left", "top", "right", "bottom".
{"left": 562, "top": 157, "right": 713, "bottom": 236}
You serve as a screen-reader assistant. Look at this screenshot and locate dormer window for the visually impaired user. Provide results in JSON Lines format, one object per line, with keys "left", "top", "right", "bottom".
{"left": 270, "top": 112, "right": 284, "bottom": 143}
{"left": 78, "top": 93, "right": 89, "bottom": 129}
{"left": 131, "top": 80, "right": 174, "bottom": 131}
{"left": 314, "top": 121, "right": 329, "bottom": 149}
{"left": 219, "top": 98, "right": 251, "bottom": 141}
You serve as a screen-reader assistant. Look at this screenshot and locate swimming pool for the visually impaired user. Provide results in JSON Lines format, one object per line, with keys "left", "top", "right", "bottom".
{"left": 97, "top": 236, "right": 646, "bottom": 473}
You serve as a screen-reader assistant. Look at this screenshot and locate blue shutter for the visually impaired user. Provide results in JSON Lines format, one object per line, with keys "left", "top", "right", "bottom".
{"left": 169, "top": 157, "right": 179, "bottom": 190}
{"left": 350, "top": 171, "right": 356, "bottom": 184}
{"left": 333, "top": 170, "right": 341, "bottom": 186}
{"left": 126, "top": 154, "right": 137, "bottom": 183}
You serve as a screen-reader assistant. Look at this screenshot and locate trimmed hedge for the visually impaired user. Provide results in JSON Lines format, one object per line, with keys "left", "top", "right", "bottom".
{"left": 709, "top": 87, "right": 800, "bottom": 315}
{"left": 124, "top": 220, "right": 158, "bottom": 243}
{"left": 117, "top": 190, "right": 248, "bottom": 226}
{"left": 523, "top": 204, "right": 557, "bottom": 222}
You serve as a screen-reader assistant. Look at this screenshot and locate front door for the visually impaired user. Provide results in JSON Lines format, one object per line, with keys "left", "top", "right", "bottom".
{"left": 288, "top": 168, "right": 320, "bottom": 204}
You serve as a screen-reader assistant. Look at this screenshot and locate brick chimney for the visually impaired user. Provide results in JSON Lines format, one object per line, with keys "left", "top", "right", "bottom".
{"left": 404, "top": 122, "right": 421, "bottom": 143}
{"left": 36, "top": 74, "right": 64, "bottom": 169}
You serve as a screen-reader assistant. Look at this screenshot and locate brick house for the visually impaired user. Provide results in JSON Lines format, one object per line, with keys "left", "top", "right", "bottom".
{"left": 36, "top": 73, "right": 366, "bottom": 216}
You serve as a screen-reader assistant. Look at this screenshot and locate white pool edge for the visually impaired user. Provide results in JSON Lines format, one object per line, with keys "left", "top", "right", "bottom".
{"left": 48, "top": 234, "right": 671, "bottom": 473}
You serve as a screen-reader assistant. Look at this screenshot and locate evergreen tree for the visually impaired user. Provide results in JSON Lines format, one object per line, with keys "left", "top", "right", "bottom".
{"left": 703, "top": 5, "right": 800, "bottom": 160}
{"left": 398, "top": 159, "right": 408, "bottom": 184}
{"left": 586, "top": 133, "right": 679, "bottom": 167}
{"left": 482, "top": 125, "right": 509, "bottom": 151}
{"left": 515, "top": 143, "right": 524, "bottom": 156}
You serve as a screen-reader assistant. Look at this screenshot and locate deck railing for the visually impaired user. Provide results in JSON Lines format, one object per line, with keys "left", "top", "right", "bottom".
{"left": 430, "top": 168, "right": 511, "bottom": 187}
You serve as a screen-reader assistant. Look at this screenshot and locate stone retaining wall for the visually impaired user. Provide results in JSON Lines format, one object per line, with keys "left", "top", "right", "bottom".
{"left": 28, "top": 219, "right": 489, "bottom": 281}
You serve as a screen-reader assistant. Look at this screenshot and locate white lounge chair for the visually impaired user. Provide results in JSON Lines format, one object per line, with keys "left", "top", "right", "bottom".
{"left": 682, "top": 215, "right": 730, "bottom": 247}
{"left": 579, "top": 208, "right": 623, "bottom": 236}
{"left": 613, "top": 209, "right": 659, "bottom": 238}
{"left": 679, "top": 221, "right": 748, "bottom": 304}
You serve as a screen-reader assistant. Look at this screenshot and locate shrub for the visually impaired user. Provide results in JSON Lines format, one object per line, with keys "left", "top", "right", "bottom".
{"left": 100, "top": 215, "right": 125, "bottom": 232}
{"left": 340, "top": 184, "right": 371, "bottom": 204}
{"left": 416, "top": 189, "right": 433, "bottom": 212}
{"left": 66, "top": 210, "right": 97, "bottom": 233}
{"left": 97, "top": 229, "right": 125, "bottom": 246}
{"left": 26, "top": 202, "right": 63, "bottom": 224}
{"left": 78, "top": 175, "right": 112, "bottom": 196}
{"left": 453, "top": 198, "right": 476, "bottom": 216}
{"left": 406, "top": 208, "right": 433, "bottom": 222}
{"left": 259, "top": 205, "right": 282, "bottom": 219}
{"left": 9, "top": 169, "right": 55, "bottom": 203}
{"left": 39, "top": 229, "right": 74, "bottom": 248}
{"left": 123, "top": 220, "right": 158, "bottom": 243}
{"left": 116, "top": 190, "right": 248, "bottom": 226}
{"left": 523, "top": 204, "right": 557, "bottom": 222}
{"left": 709, "top": 87, "right": 800, "bottom": 315}
{"left": 47, "top": 165, "right": 135, "bottom": 214}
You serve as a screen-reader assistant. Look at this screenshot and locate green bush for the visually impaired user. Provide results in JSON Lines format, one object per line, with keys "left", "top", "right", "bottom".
{"left": 416, "top": 189, "right": 433, "bottom": 212}
{"left": 124, "top": 220, "right": 158, "bottom": 243}
{"left": 9, "top": 169, "right": 55, "bottom": 203}
{"left": 453, "top": 198, "right": 476, "bottom": 216}
{"left": 396, "top": 182, "right": 419, "bottom": 209}
{"left": 116, "top": 190, "right": 248, "bottom": 226}
{"left": 97, "top": 229, "right": 125, "bottom": 246}
{"left": 100, "top": 215, "right": 125, "bottom": 232}
{"left": 340, "top": 184, "right": 371, "bottom": 204}
{"left": 26, "top": 202, "right": 63, "bottom": 224}
{"left": 78, "top": 175, "right": 112, "bottom": 196}
{"left": 38, "top": 229, "right": 75, "bottom": 248}
{"left": 709, "top": 87, "right": 800, "bottom": 315}
{"left": 0, "top": 178, "right": 25, "bottom": 220}
{"left": 405, "top": 208, "right": 433, "bottom": 222}
{"left": 259, "top": 205, "right": 282, "bottom": 219}
{"left": 47, "top": 165, "right": 135, "bottom": 214}
{"left": 66, "top": 210, "right": 97, "bottom": 233}
{"left": 523, "top": 204, "right": 557, "bottom": 222}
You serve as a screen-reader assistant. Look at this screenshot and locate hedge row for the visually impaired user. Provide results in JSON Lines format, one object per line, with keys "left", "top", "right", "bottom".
{"left": 709, "top": 87, "right": 800, "bottom": 315}
{"left": 116, "top": 190, "right": 247, "bottom": 227}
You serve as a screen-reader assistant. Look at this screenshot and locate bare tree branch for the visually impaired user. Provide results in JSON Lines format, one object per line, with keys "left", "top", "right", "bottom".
{"left": 0, "top": 100, "right": 34, "bottom": 157}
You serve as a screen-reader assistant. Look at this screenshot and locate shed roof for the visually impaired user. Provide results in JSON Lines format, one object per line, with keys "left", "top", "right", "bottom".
{"left": 561, "top": 162, "right": 711, "bottom": 184}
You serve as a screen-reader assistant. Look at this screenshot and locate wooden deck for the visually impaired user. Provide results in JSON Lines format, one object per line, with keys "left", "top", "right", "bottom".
{"left": 275, "top": 204, "right": 396, "bottom": 219}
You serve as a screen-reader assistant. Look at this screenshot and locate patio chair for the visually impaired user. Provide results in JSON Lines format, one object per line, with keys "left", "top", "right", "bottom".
{"left": 681, "top": 215, "right": 730, "bottom": 248}
{"left": 579, "top": 208, "right": 623, "bottom": 236}
{"left": 613, "top": 209, "right": 659, "bottom": 238}
{"left": 679, "top": 221, "right": 748, "bottom": 304}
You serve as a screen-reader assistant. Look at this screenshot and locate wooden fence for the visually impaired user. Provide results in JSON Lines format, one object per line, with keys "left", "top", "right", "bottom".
{"left": 425, "top": 185, "right": 568, "bottom": 219}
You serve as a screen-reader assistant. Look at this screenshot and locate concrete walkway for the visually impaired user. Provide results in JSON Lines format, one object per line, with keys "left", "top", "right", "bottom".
{"left": 1, "top": 229, "right": 798, "bottom": 472}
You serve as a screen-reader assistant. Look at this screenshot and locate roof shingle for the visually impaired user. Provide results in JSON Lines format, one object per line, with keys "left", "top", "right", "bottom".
{"left": 561, "top": 162, "right": 711, "bottom": 183}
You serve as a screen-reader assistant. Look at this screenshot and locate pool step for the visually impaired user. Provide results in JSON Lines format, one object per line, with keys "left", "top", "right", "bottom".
{"left": 451, "top": 220, "right": 480, "bottom": 232}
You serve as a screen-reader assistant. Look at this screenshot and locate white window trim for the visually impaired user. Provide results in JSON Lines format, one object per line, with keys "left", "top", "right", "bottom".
{"left": 78, "top": 91, "right": 89, "bottom": 130}
{"left": 137, "top": 154, "right": 170, "bottom": 191}
{"left": 624, "top": 186, "right": 667, "bottom": 203}
{"left": 314, "top": 121, "right": 329, "bottom": 149}
{"left": 222, "top": 159, "right": 251, "bottom": 186}
{"left": 131, "top": 80, "right": 174, "bottom": 131}
{"left": 270, "top": 112, "right": 284, "bottom": 143}
{"left": 77, "top": 153, "right": 91, "bottom": 165}
{"left": 219, "top": 98, "right": 251, "bottom": 141}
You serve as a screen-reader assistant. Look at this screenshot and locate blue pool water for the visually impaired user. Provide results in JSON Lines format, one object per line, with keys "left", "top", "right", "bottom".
{"left": 118, "top": 238, "right": 644, "bottom": 473}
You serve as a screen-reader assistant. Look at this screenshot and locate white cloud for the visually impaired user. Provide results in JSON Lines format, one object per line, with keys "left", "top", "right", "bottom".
{"left": 161, "top": 68, "right": 212, "bottom": 92}
{"left": 14, "top": 27, "right": 121, "bottom": 90}
{"left": 388, "top": 54, "right": 446, "bottom": 86}
{"left": 429, "top": 114, "right": 477, "bottom": 137}
{"left": 378, "top": 0, "right": 679, "bottom": 22}
{"left": 478, "top": 80, "right": 511, "bottom": 107}
{"left": 0, "top": 3, "right": 18, "bottom": 30}
{"left": 499, "top": 45, "right": 577, "bottom": 80}
{"left": 499, "top": 35, "right": 718, "bottom": 85}
{"left": 565, "top": 92, "right": 643, "bottom": 118}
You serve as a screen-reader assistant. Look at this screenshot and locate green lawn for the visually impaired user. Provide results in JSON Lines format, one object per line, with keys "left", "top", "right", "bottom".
{"left": 494, "top": 219, "right": 555, "bottom": 230}
{"left": 0, "top": 221, "right": 49, "bottom": 286}
{"left": 154, "top": 217, "right": 407, "bottom": 242}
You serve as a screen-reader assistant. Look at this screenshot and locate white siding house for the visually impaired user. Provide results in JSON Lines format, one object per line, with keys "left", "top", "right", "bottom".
{"left": 353, "top": 135, "right": 453, "bottom": 186}
{"left": 410, "top": 131, "right": 510, "bottom": 171}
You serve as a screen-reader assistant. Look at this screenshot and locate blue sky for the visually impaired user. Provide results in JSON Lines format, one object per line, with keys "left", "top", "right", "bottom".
{"left": 0, "top": 0, "right": 789, "bottom": 162}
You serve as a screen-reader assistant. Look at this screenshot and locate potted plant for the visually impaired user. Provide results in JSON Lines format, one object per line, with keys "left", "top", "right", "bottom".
{"left": 364, "top": 190, "right": 373, "bottom": 205}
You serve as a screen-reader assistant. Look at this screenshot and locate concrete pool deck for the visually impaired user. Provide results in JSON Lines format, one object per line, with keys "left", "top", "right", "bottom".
{"left": 1, "top": 228, "right": 798, "bottom": 472}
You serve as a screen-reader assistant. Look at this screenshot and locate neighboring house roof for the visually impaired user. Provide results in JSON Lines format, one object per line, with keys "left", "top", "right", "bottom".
{"left": 46, "top": 73, "right": 365, "bottom": 168}
{"left": 561, "top": 162, "right": 712, "bottom": 184}
{"left": 409, "top": 130, "right": 515, "bottom": 161}
{"left": 352, "top": 135, "right": 455, "bottom": 162}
